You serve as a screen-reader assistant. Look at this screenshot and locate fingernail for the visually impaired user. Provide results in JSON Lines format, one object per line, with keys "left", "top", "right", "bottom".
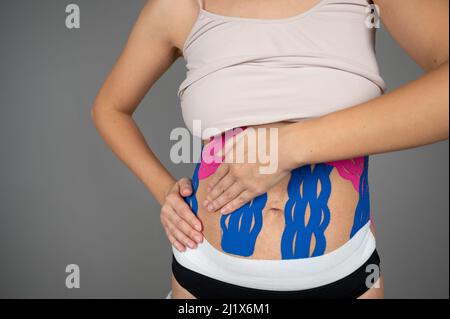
{"left": 187, "top": 242, "right": 196, "bottom": 249}
{"left": 203, "top": 200, "right": 209, "bottom": 208}
{"left": 194, "top": 235, "right": 203, "bottom": 243}
{"left": 206, "top": 187, "right": 211, "bottom": 192}
{"left": 207, "top": 204, "right": 214, "bottom": 212}
{"left": 220, "top": 207, "right": 227, "bottom": 214}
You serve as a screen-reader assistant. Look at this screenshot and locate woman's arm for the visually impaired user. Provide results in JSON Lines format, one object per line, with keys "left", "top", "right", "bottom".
{"left": 91, "top": 0, "right": 177, "bottom": 203}
{"left": 91, "top": 0, "right": 203, "bottom": 251}
{"left": 205, "top": 0, "right": 449, "bottom": 214}
{"left": 283, "top": 0, "right": 449, "bottom": 168}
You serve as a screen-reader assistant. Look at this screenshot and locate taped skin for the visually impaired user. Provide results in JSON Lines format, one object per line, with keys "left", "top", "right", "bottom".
{"left": 186, "top": 128, "right": 372, "bottom": 259}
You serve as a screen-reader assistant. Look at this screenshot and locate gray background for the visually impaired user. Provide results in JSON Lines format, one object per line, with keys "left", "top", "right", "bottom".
{"left": 0, "top": 0, "right": 448, "bottom": 299}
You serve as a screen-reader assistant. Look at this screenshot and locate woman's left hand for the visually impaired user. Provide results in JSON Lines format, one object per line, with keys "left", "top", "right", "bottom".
{"left": 202, "top": 127, "right": 295, "bottom": 214}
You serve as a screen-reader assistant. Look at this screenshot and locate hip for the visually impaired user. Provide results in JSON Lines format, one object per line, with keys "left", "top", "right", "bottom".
{"left": 171, "top": 222, "right": 381, "bottom": 298}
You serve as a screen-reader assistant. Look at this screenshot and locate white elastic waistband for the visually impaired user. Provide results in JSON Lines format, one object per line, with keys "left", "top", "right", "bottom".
{"left": 173, "top": 222, "right": 376, "bottom": 291}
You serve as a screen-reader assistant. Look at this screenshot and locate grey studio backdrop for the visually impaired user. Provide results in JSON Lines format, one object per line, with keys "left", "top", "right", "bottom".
{"left": 0, "top": 0, "right": 448, "bottom": 299}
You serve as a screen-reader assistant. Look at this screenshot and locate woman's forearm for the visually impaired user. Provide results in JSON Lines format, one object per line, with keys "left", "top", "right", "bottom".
{"left": 283, "top": 62, "right": 449, "bottom": 168}
{"left": 91, "top": 107, "right": 175, "bottom": 205}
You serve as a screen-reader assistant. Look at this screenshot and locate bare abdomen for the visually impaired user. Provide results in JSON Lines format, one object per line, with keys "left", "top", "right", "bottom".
{"left": 189, "top": 122, "right": 369, "bottom": 260}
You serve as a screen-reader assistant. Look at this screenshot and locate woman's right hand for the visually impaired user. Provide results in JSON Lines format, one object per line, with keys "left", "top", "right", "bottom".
{"left": 160, "top": 178, "right": 204, "bottom": 252}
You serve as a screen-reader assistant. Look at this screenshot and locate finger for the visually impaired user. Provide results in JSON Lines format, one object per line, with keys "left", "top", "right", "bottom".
{"left": 206, "top": 163, "right": 229, "bottom": 192}
{"left": 172, "top": 196, "right": 203, "bottom": 232}
{"left": 166, "top": 205, "right": 203, "bottom": 244}
{"left": 178, "top": 178, "right": 193, "bottom": 197}
{"left": 209, "top": 182, "right": 244, "bottom": 213}
{"left": 204, "top": 173, "right": 235, "bottom": 204}
{"left": 164, "top": 227, "right": 186, "bottom": 252}
{"left": 166, "top": 219, "right": 198, "bottom": 249}
{"left": 220, "top": 190, "right": 253, "bottom": 215}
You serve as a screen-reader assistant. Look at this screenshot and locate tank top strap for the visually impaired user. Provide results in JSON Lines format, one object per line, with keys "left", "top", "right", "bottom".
{"left": 197, "top": 0, "right": 205, "bottom": 10}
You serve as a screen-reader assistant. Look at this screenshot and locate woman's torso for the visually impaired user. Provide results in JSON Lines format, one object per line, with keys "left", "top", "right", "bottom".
{"left": 178, "top": 0, "right": 383, "bottom": 260}
{"left": 178, "top": 0, "right": 386, "bottom": 139}
{"left": 182, "top": 121, "right": 372, "bottom": 260}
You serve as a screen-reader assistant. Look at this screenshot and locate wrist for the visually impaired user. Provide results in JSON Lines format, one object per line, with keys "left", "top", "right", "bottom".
{"left": 278, "top": 123, "right": 308, "bottom": 170}
{"left": 162, "top": 180, "right": 176, "bottom": 197}
{"left": 150, "top": 177, "right": 176, "bottom": 205}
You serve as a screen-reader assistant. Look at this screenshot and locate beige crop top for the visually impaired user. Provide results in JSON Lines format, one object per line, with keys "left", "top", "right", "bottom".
{"left": 178, "top": 0, "right": 387, "bottom": 139}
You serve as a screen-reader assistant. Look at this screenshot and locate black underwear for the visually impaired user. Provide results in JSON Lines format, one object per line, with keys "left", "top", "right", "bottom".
{"left": 172, "top": 249, "right": 381, "bottom": 299}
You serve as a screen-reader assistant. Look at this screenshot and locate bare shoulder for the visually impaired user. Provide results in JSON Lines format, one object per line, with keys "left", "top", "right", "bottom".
{"left": 141, "top": 0, "right": 201, "bottom": 55}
